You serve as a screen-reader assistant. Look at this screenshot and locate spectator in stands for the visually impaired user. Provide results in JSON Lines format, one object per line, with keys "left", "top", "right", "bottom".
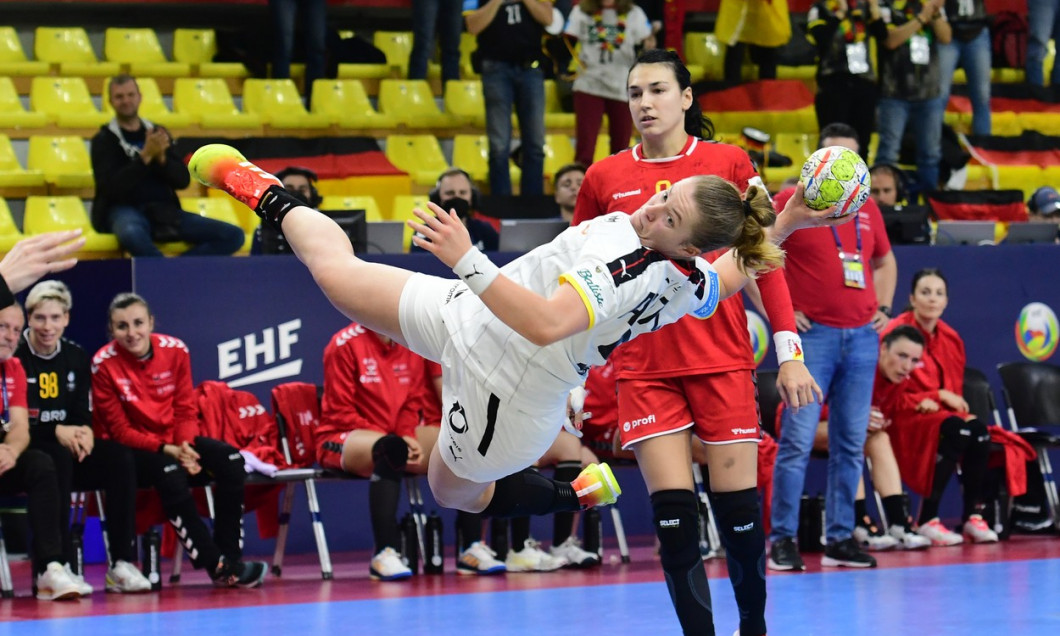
{"left": 717, "top": 0, "right": 791, "bottom": 82}
{"left": 880, "top": 271, "right": 998, "bottom": 545}
{"left": 91, "top": 75, "right": 245, "bottom": 258}
{"left": 410, "top": 0, "right": 464, "bottom": 84}
{"left": 769, "top": 122, "right": 897, "bottom": 571}
{"left": 0, "top": 301, "right": 84, "bottom": 600}
{"left": 15, "top": 281, "right": 152, "bottom": 594}
{"left": 1028, "top": 186, "right": 1060, "bottom": 224}
{"left": 269, "top": 0, "right": 327, "bottom": 106}
{"left": 936, "top": 0, "right": 991, "bottom": 136}
{"left": 564, "top": 0, "right": 653, "bottom": 167}
{"left": 806, "top": 0, "right": 887, "bottom": 160}
{"left": 465, "top": 0, "right": 563, "bottom": 196}
{"left": 1026, "top": 0, "right": 1060, "bottom": 93}
{"left": 553, "top": 162, "right": 585, "bottom": 223}
{"left": 873, "top": 0, "right": 952, "bottom": 200}
{"left": 92, "top": 293, "right": 268, "bottom": 588}
{"left": 412, "top": 167, "right": 498, "bottom": 252}
{"left": 318, "top": 322, "right": 459, "bottom": 580}
{"left": 869, "top": 163, "right": 908, "bottom": 207}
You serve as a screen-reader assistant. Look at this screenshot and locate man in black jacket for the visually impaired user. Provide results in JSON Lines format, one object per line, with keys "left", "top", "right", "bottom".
{"left": 90, "top": 75, "right": 244, "bottom": 257}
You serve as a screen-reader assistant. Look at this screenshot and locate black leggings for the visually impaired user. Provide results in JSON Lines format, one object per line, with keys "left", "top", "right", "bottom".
{"left": 0, "top": 449, "right": 64, "bottom": 574}
{"left": 130, "top": 436, "right": 247, "bottom": 571}
{"left": 35, "top": 437, "right": 139, "bottom": 565}
{"left": 919, "top": 417, "right": 991, "bottom": 524}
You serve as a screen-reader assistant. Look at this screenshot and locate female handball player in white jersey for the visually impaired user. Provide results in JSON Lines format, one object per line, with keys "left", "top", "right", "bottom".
{"left": 185, "top": 140, "right": 840, "bottom": 549}
{"left": 573, "top": 49, "right": 821, "bottom": 636}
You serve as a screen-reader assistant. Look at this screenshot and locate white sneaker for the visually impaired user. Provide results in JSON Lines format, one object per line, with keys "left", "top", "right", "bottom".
{"left": 63, "top": 563, "right": 94, "bottom": 595}
{"left": 456, "top": 541, "right": 506, "bottom": 575}
{"left": 887, "top": 525, "right": 932, "bottom": 550}
{"left": 106, "top": 560, "right": 153, "bottom": 593}
{"left": 963, "top": 514, "right": 999, "bottom": 544}
{"left": 550, "top": 536, "right": 601, "bottom": 568}
{"left": 369, "top": 547, "right": 412, "bottom": 581}
{"left": 852, "top": 525, "right": 899, "bottom": 551}
{"left": 506, "top": 539, "right": 568, "bottom": 572}
{"left": 36, "top": 562, "right": 82, "bottom": 600}
{"left": 916, "top": 518, "right": 964, "bottom": 546}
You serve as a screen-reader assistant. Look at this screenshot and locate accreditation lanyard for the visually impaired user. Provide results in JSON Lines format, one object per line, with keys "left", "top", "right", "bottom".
{"left": 832, "top": 215, "right": 866, "bottom": 289}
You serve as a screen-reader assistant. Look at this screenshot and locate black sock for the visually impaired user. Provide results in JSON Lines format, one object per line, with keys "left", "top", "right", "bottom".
{"left": 456, "top": 511, "right": 482, "bottom": 552}
{"left": 959, "top": 421, "right": 992, "bottom": 521}
{"left": 711, "top": 488, "right": 767, "bottom": 636}
{"left": 653, "top": 489, "right": 714, "bottom": 636}
{"left": 882, "top": 495, "right": 912, "bottom": 531}
{"left": 481, "top": 468, "right": 579, "bottom": 518}
{"left": 368, "top": 478, "right": 401, "bottom": 553}
{"left": 919, "top": 457, "right": 956, "bottom": 525}
{"left": 255, "top": 185, "right": 304, "bottom": 230}
{"left": 552, "top": 461, "right": 582, "bottom": 544}
{"left": 511, "top": 517, "right": 531, "bottom": 551}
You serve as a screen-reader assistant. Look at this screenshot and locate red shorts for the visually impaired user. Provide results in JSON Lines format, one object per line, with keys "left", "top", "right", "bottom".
{"left": 616, "top": 369, "right": 760, "bottom": 448}
{"left": 316, "top": 431, "right": 350, "bottom": 472}
{"left": 579, "top": 420, "right": 619, "bottom": 461}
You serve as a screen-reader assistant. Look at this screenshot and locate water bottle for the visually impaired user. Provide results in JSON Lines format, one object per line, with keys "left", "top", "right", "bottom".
{"left": 423, "top": 512, "right": 444, "bottom": 574}
{"left": 141, "top": 528, "right": 161, "bottom": 590}
{"left": 582, "top": 507, "right": 602, "bottom": 559}
{"left": 71, "top": 529, "right": 84, "bottom": 577}
{"left": 399, "top": 513, "right": 419, "bottom": 575}
{"left": 489, "top": 517, "right": 509, "bottom": 560}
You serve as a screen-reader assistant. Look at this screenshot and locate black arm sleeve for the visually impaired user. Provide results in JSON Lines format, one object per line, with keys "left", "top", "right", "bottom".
{"left": 0, "top": 275, "right": 13, "bottom": 309}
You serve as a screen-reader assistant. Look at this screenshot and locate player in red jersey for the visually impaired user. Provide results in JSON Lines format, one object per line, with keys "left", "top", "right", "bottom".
{"left": 572, "top": 49, "right": 822, "bottom": 636}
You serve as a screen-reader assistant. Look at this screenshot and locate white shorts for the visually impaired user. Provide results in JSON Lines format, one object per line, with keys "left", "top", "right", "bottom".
{"left": 398, "top": 273, "right": 565, "bottom": 482}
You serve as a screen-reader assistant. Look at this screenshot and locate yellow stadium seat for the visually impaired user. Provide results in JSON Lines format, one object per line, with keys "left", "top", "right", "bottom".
{"left": 373, "top": 31, "right": 414, "bottom": 76}
{"left": 385, "top": 134, "right": 448, "bottom": 186}
{"left": 544, "top": 134, "right": 575, "bottom": 180}
{"left": 104, "top": 28, "right": 191, "bottom": 77}
{"left": 101, "top": 77, "right": 192, "bottom": 129}
{"left": 452, "top": 135, "right": 491, "bottom": 183}
{"left": 172, "top": 29, "right": 248, "bottom": 78}
{"left": 34, "top": 27, "right": 120, "bottom": 76}
{"left": 320, "top": 195, "right": 385, "bottom": 222}
{"left": 378, "top": 79, "right": 456, "bottom": 128}
{"left": 23, "top": 196, "right": 122, "bottom": 256}
{"left": 27, "top": 136, "right": 94, "bottom": 189}
{"left": 173, "top": 78, "right": 263, "bottom": 130}
{"left": 0, "top": 26, "right": 48, "bottom": 76}
{"left": 391, "top": 194, "right": 432, "bottom": 251}
{"left": 0, "top": 198, "right": 24, "bottom": 253}
{"left": 544, "top": 80, "right": 575, "bottom": 129}
{"left": 459, "top": 32, "right": 478, "bottom": 79}
{"left": 310, "top": 79, "right": 397, "bottom": 129}
{"left": 0, "top": 76, "right": 47, "bottom": 130}
{"left": 29, "top": 77, "right": 109, "bottom": 128}
{"left": 242, "top": 79, "right": 330, "bottom": 129}
{"left": 684, "top": 33, "right": 725, "bottom": 81}
{"left": 0, "top": 133, "right": 46, "bottom": 189}
{"left": 444, "top": 80, "right": 485, "bottom": 127}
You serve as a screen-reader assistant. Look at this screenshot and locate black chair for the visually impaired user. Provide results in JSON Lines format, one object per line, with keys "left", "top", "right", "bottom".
{"left": 996, "top": 361, "right": 1060, "bottom": 531}
{"left": 964, "top": 367, "right": 1003, "bottom": 426}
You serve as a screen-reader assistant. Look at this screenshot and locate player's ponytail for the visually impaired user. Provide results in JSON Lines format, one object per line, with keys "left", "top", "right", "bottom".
{"left": 688, "top": 177, "right": 783, "bottom": 276}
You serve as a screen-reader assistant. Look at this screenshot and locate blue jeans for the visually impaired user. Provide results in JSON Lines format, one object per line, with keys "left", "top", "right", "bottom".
{"left": 108, "top": 206, "right": 245, "bottom": 257}
{"left": 937, "top": 29, "right": 992, "bottom": 136}
{"left": 409, "top": 0, "right": 463, "bottom": 83}
{"left": 1027, "top": 0, "right": 1060, "bottom": 87}
{"left": 875, "top": 97, "right": 943, "bottom": 198}
{"left": 770, "top": 322, "right": 879, "bottom": 543}
{"left": 481, "top": 59, "right": 545, "bottom": 196}
{"left": 270, "top": 0, "right": 328, "bottom": 91}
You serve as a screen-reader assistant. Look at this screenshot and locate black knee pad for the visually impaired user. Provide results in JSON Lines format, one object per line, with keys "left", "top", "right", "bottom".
{"left": 651, "top": 489, "right": 702, "bottom": 569}
{"left": 939, "top": 416, "right": 974, "bottom": 461}
{"left": 711, "top": 487, "right": 761, "bottom": 538}
{"left": 371, "top": 434, "right": 409, "bottom": 481}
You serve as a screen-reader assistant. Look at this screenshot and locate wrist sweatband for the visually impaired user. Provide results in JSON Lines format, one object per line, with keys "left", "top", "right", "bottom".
{"left": 453, "top": 247, "right": 501, "bottom": 295}
{"left": 774, "top": 330, "right": 805, "bottom": 365}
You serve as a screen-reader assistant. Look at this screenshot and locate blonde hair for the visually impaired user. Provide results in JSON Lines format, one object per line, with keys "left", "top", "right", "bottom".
{"left": 687, "top": 175, "right": 784, "bottom": 276}
{"left": 25, "top": 280, "right": 72, "bottom": 315}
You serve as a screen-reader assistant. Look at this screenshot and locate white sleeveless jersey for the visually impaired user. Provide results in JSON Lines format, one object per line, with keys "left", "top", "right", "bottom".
{"left": 438, "top": 212, "right": 721, "bottom": 416}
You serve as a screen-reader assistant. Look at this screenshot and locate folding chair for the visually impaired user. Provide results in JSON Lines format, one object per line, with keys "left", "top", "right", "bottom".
{"left": 997, "top": 361, "right": 1060, "bottom": 532}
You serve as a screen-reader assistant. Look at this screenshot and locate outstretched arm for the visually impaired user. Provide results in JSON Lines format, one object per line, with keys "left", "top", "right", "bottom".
{"left": 0, "top": 231, "right": 85, "bottom": 302}
{"left": 409, "top": 203, "right": 590, "bottom": 346}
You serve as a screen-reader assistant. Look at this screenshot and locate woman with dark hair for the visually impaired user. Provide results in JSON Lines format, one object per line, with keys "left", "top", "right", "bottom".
{"left": 880, "top": 268, "right": 997, "bottom": 545}
{"left": 91, "top": 293, "right": 269, "bottom": 587}
{"left": 572, "top": 48, "right": 824, "bottom": 636}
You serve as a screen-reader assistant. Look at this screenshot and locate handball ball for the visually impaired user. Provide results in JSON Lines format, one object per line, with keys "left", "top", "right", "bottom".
{"left": 800, "top": 146, "right": 871, "bottom": 216}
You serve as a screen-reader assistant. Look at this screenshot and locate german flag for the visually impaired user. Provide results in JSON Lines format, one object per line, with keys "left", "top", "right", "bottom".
{"left": 173, "top": 136, "right": 401, "bottom": 179}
